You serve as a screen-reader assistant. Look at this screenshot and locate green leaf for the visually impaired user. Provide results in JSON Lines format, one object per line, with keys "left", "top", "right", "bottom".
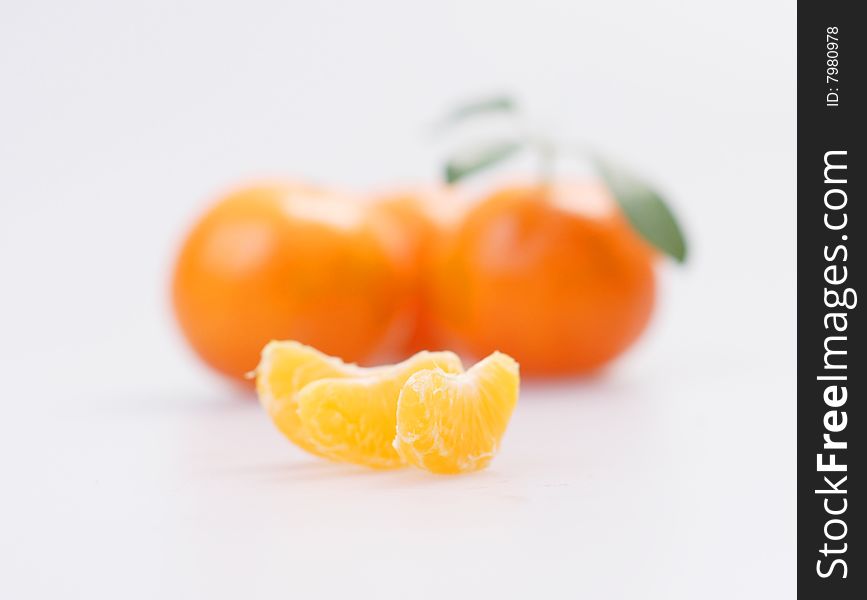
{"left": 444, "top": 139, "right": 526, "bottom": 184}
{"left": 436, "top": 95, "right": 517, "bottom": 131}
{"left": 594, "top": 159, "right": 688, "bottom": 262}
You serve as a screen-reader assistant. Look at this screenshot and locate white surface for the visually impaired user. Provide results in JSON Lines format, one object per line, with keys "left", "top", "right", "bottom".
{"left": 0, "top": 1, "right": 795, "bottom": 598}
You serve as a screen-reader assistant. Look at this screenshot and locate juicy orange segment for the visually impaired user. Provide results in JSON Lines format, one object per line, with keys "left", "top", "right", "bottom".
{"left": 256, "top": 340, "right": 379, "bottom": 457}
{"left": 256, "top": 340, "right": 463, "bottom": 464}
{"left": 296, "top": 351, "right": 463, "bottom": 468}
{"left": 394, "top": 352, "right": 520, "bottom": 474}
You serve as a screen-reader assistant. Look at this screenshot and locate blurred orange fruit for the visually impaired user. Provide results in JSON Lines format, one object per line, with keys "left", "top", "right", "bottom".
{"left": 172, "top": 183, "right": 415, "bottom": 382}
{"left": 429, "top": 181, "right": 656, "bottom": 375}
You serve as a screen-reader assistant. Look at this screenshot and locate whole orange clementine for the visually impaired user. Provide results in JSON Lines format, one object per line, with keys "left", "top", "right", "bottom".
{"left": 428, "top": 181, "right": 656, "bottom": 375}
{"left": 172, "top": 182, "right": 416, "bottom": 382}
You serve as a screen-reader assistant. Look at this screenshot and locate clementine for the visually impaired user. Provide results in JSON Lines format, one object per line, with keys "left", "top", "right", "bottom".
{"left": 429, "top": 181, "right": 656, "bottom": 375}
{"left": 172, "top": 182, "right": 415, "bottom": 382}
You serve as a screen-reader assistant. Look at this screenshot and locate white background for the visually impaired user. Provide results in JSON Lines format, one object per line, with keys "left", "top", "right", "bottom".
{"left": 0, "top": 1, "right": 795, "bottom": 598}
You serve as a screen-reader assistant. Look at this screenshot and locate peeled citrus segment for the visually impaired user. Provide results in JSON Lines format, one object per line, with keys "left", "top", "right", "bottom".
{"left": 255, "top": 340, "right": 463, "bottom": 464}
{"left": 296, "top": 351, "right": 464, "bottom": 469}
{"left": 394, "top": 352, "right": 520, "bottom": 474}
{"left": 256, "top": 340, "right": 383, "bottom": 457}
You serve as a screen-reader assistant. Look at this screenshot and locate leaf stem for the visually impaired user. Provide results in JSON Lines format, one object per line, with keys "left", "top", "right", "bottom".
{"left": 435, "top": 95, "right": 687, "bottom": 262}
